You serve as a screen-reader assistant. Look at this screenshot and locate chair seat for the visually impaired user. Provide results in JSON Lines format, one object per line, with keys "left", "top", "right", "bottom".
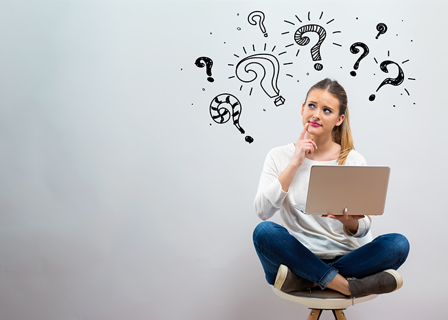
{"left": 271, "top": 286, "right": 378, "bottom": 310}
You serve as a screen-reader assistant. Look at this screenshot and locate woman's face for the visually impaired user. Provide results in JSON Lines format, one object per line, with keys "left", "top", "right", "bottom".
{"left": 301, "top": 89, "right": 345, "bottom": 138}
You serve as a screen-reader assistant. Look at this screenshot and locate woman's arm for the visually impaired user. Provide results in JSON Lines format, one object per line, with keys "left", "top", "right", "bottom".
{"left": 254, "top": 124, "right": 317, "bottom": 220}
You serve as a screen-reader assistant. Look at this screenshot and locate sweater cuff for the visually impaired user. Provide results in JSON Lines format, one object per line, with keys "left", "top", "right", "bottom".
{"left": 343, "top": 218, "right": 367, "bottom": 238}
{"left": 264, "top": 179, "right": 288, "bottom": 208}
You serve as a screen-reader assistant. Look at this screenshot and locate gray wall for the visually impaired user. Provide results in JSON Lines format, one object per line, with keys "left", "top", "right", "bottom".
{"left": 0, "top": 1, "right": 446, "bottom": 319}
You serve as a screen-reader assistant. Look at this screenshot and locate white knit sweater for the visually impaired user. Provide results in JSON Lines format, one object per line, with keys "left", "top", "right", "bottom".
{"left": 254, "top": 143, "right": 372, "bottom": 259}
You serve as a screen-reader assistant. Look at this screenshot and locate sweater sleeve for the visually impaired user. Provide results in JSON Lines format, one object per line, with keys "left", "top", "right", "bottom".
{"left": 253, "top": 151, "right": 288, "bottom": 220}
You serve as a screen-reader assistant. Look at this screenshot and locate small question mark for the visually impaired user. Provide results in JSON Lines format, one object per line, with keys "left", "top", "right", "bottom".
{"left": 294, "top": 24, "right": 326, "bottom": 71}
{"left": 195, "top": 57, "right": 214, "bottom": 82}
{"left": 248, "top": 11, "right": 268, "bottom": 37}
{"left": 369, "top": 60, "right": 404, "bottom": 101}
{"left": 209, "top": 93, "right": 254, "bottom": 143}
{"left": 375, "top": 23, "right": 388, "bottom": 39}
{"left": 350, "top": 42, "right": 369, "bottom": 77}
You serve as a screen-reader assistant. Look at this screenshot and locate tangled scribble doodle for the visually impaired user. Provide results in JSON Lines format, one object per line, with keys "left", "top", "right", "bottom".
{"left": 195, "top": 57, "right": 214, "bottom": 82}
{"left": 375, "top": 23, "right": 388, "bottom": 39}
{"left": 294, "top": 24, "right": 327, "bottom": 71}
{"left": 369, "top": 60, "right": 404, "bottom": 101}
{"left": 248, "top": 11, "right": 268, "bottom": 37}
{"left": 235, "top": 53, "right": 285, "bottom": 106}
{"left": 350, "top": 42, "right": 369, "bottom": 76}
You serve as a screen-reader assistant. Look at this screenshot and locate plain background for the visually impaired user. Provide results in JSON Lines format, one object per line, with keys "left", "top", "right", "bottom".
{"left": 0, "top": 1, "right": 446, "bottom": 319}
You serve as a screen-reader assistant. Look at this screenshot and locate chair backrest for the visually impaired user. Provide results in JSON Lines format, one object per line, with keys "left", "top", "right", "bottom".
{"left": 357, "top": 230, "right": 373, "bottom": 246}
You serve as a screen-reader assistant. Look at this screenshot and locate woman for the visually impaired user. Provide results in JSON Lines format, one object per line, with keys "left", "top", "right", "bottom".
{"left": 253, "top": 78, "right": 409, "bottom": 297}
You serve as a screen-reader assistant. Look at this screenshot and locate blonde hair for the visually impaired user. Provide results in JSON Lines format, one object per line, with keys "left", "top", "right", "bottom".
{"left": 305, "top": 79, "right": 355, "bottom": 165}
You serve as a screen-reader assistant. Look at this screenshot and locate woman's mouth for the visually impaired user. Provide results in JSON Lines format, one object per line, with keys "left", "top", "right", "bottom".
{"left": 309, "top": 121, "right": 321, "bottom": 127}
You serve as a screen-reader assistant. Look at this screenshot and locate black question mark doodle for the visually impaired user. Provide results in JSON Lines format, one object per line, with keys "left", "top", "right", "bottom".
{"left": 195, "top": 57, "right": 214, "bottom": 82}
{"left": 369, "top": 60, "right": 404, "bottom": 101}
{"left": 294, "top": 24, "right": 326, "bottom": 71}
{"left": 248, "top": 11, "right": 268, "bottom": 37}
{"left": 350, "top": 42, "right": 369, "bottom": 77}
{"left": 209, "top": 93, "right": 254, "bottom": 143}
{"left": 375, "top": 23, "right": 388, "bottom": 39}
{"left": 235, "top": 53, "right": 285, "bottom": 106}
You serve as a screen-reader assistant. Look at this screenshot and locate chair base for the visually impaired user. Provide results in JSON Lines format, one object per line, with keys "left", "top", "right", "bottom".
{"left": 307, "top": 309, "right": 347, "bottom": 320}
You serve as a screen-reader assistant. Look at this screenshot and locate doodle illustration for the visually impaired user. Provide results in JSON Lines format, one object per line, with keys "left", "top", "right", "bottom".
{"left": 294, "top": 24, "right": 327, "bottom": 71}
{"left": 282, "top": 12, "right": 341, "bottom": 73}
{"left": 369, "top": 60, "right": 404, "bottom": 101}
{"left": 195, "top": 57, "right": 214, "bottom": 82}
{"left": 375, "top": 23, "right": 388, "bottom": 39}
{"left": 210, "top": 93, "right": 254, "bottom": 143}
{"left": 350, "top": 42, "right": 370, "bottom": 76}
{"left": 235, "top": 53, "right": 285, "bottom": 106}
{"left": 248, "top": 11, "right": 268, "bottom": 37}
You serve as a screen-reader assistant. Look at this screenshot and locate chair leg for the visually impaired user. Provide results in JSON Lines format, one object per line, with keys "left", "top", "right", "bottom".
{"left": 307, "top": 309, "right": 322, "bottom": 320}
{"left": 332, "top": 309, "right": 347, "bottom": 320}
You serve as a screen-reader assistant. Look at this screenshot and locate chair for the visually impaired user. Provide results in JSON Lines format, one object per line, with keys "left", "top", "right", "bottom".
{"left": 271, "top": 231, "right": 378, "bottom": 320}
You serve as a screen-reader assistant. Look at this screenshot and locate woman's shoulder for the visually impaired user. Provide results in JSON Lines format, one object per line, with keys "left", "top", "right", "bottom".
{"left": 345, "top": 149, "right": 367, "bottom": 165}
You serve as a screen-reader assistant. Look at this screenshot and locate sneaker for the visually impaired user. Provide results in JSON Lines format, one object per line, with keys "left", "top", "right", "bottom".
{"left": 274, "top": 264, "right": 315, "bottom": 293}
{"left": 347, "top": 269, "right": 403, "bottom": 298}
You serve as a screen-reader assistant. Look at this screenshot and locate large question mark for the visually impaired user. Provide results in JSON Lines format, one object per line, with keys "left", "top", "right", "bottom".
{"left": 375, "top": 23, "right": 388, "bottom": 39}
{"left": 209, "top": 93, "right": 254, "bottom": 144}
{"left": 369, "top": 60, "right": 404, "bottom": 101}
{"left": 350, "top": 42, "right": 370, "bottom": 77}
{"left": 235, "top": 53, "right": 285, "bottom": 106}
{"left": 195, "top": 57, "right": 214, "bottom": 82}
{"left": 248, "top": 11, "right": 268, "bottom": 37}
{"left": 294, "top": 24, "right": 326, "bottom": 71}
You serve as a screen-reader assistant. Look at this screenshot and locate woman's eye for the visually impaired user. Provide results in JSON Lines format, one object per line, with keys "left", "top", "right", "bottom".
{"left": 308, "top": 104, "right": 315, "bottom": 108}
{"left": 324, "top": 108, "right": 332, "bottom": 114}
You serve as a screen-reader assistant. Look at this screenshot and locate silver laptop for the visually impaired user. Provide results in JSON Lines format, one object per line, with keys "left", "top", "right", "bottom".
{"left": 297, "top": 165, "right": 390, "bottom": 215}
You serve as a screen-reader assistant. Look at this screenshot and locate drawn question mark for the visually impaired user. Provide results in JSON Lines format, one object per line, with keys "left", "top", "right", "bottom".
{"left": 235, "top": 53, "right": 285, "bottom": 106}
{"left": 350, "top": 42, "right": 370, "bottom": 77}
{"left": 248, "top": 11, "right": 268, "bottom": 37}
{"left": 294, "top": 24, "right": 326, "bottom": 71}
{"left": 209, "top": 93, "right": 254, "bottom": 143}
{"left": 375, "top": 23, "right": 388, "bottom": 39}
{"left": 369, "top": 60, "right": 404, "bottom": 101}
{"left": 195, "top": 57, "right": 214, "bottom": 82}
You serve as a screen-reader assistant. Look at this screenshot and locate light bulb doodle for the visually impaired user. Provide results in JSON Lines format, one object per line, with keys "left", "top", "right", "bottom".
{"left": 209, "top": 93, "right": 254, "bottom": 143}
{"left": 369, "top": 60, "right": 404, "bottom": 101}
{"left": 375, "top": 23, "right": 388, "bottom": 39}
{"left": 195, "top": 57, "right": 214, "bottom": 82}
{"left": 248, "top": 11, "right": 268, "bottom": 37}
{"left": 294, "top": 24, "right": 326, "bottom": 71}
{"left": 235, "top": 53, "right": 285, "bottom": 106}
{"left": 350, "top": 42, "right": 369, "bottom": 77}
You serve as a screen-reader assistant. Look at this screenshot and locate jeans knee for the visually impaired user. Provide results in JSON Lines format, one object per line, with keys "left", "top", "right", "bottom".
{"left": 387, "top": 233, "right": 410, "bottom": 259}
{"left": 253, "top": 221, "right": 276, "bottom": 243}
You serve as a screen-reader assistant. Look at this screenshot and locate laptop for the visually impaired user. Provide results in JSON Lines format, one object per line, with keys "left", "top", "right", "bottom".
{"left": 294, "top": 165, "right": 391, "bottom": 215}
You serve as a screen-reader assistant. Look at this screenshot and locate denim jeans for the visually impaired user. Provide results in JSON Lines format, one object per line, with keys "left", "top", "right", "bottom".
{"left": 253, "top": 221, "right": 410, "bottom": 289}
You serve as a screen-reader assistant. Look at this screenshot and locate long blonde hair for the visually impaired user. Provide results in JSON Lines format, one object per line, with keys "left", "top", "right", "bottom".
{"left": 305, "top": 79, "right": 355, "bottom": 165}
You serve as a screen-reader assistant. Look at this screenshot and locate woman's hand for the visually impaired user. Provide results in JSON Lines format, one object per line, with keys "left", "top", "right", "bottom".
{"left": 322, "top": 208, "right": 365, "bottom": 234}
{"left": 293, "top": 123, "right": 318, "bottom": 167}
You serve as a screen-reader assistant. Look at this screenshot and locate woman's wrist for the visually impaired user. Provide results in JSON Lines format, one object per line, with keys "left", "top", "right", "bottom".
{"left": 343, "top": 220, "right": 359, "bottom": 234}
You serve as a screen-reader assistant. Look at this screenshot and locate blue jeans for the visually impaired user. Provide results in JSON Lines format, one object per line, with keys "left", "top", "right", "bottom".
{"left": 253, "top": 221, "right": 410, "bottom": 289}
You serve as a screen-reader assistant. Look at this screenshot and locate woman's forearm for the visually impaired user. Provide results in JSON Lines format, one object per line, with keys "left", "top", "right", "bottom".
{"left": 278, "top": 161, "right": 301, "bottom": 192}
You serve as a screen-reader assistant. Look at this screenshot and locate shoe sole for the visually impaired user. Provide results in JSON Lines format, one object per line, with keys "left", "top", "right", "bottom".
{"left": 274, "top": 264, "right": 288, "bottom": 290}
{"left": 384, "top": 269, "right": 403, "bottom": 291}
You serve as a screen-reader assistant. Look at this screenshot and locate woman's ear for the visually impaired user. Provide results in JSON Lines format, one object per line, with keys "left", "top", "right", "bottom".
{"left": 300, "top": 103, "right": 305, "bottom": 116}
{"left": 336, "top": 114, "right": 345, "bottom": 126}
